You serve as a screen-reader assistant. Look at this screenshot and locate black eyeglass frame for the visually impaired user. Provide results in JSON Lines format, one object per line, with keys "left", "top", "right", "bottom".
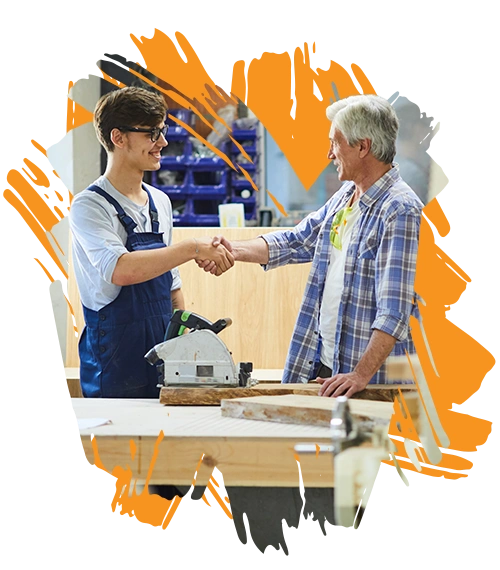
{"left": 117, "top": 124, "right": 169, "bottom": 142}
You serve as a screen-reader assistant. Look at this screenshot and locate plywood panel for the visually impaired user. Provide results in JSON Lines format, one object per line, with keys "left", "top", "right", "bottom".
{"left": 173, "top": 228, "right": 309, "bottom": 369}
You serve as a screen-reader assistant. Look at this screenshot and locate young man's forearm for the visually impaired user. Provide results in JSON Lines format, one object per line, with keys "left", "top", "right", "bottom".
{"left": 112, "top": 239, "right": 233, "bottom": 286}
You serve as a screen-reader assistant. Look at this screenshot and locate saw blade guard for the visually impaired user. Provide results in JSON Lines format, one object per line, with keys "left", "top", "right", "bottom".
{"left": 145, "top": 329, "right": 241, "bottom": 387}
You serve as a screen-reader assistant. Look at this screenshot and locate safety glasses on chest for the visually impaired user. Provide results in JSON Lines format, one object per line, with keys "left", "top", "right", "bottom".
{"left": 117, "top": 124, "right": 169, "bottom": 142}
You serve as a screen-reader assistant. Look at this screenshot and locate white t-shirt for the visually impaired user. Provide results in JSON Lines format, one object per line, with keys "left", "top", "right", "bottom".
{"left": 69, "top": 176, "right": 182, "bottom": 312}
{"left": 319, "top": 199, "right": 361, "bottom": 369}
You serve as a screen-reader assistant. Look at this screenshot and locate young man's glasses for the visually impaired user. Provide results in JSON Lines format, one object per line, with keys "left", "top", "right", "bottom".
{"left": 117, "top": 125, "right": 169, "bottom": 142}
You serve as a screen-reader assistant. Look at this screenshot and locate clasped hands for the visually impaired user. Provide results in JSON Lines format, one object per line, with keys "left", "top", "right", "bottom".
{"left": 194, "top": 235, "right": 234, "bottom": 276}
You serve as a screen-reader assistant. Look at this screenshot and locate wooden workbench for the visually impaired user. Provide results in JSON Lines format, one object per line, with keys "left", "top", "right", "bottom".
{"left": 65, "top": 388, "right": 410, "bottom": 487}
{"left": 74, "top": 398, "right": 337, "bottom": 488}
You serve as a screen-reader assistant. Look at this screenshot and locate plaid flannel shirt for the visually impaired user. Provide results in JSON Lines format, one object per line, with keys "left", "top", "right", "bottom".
{"left": 261, "top": 164, "right": 423, "bottom": 384}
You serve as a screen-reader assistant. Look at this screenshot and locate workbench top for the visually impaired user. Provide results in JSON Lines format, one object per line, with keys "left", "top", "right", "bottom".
{"left": 73, "top": 398, "right": 332, "bottom": 440}
{"left": 74, "top": 398, "right": 337, "bottom": 487}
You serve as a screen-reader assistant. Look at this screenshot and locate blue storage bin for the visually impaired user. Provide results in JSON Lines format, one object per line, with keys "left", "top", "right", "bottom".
{"left": 190, "top": 155, "right": 227, "bottom": 169}
{"left": 232, "top": 142, "right": 257, "bottom": 154}
{"left": 232, "top": 128, "right": 257, "bottom": 139}
{"left": 231, "top": 163, "right": 257, "bottom": 192}
{"left": 231, "top": 127, "right": 257, "bottom": 154}
{"left": 166, "top": 109, "right": 196, "bottom": 135}
{"left": 184, "top": 215, "right": 220, "bottom": 227}
{"left": 231, "top": 185, "right": 255, "bottom": 199}
{"left": 167, "top": 108, "right": 195, "bottom": 127}
{"left": 161, "top": 139, "right": 192, "bottom": 166}
{"left": 232, "top": 150, "right": 257, "bottom": 165}
{"left": 188, "top": 169, "right": 228, "bottom": 196}
{"left": 152, "top": 165, "right": 188, "bottom": 194}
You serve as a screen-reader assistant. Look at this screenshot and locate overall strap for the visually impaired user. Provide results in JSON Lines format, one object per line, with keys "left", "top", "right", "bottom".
{"left": 143, "top": 186, "right": 160, "bottom": 233}
{"left": 87, "top": 184, "right": 137, "bottom": 235}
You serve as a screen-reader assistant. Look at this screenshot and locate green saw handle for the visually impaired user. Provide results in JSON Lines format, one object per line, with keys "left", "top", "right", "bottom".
{"left": 164, "top": 310, "right": 232, "bottom": 340}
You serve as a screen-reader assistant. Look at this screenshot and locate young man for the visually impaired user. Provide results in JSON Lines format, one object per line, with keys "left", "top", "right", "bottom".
{"left": 70, "top": 86, "right": 233, "bottom": 398}
{"left": 200, "top": 95, "right": 423, "bottom": 398}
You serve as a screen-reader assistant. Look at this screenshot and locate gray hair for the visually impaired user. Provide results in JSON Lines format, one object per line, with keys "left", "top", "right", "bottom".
{"left": 326, "top": 95, "right": 399, "bottom": 164}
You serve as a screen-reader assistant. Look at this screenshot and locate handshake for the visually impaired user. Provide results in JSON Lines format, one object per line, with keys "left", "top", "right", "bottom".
{"left": 194, "top": 235, "right": 234, "bottom": 276}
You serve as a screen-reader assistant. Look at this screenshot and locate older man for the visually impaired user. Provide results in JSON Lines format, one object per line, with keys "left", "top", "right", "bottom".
{"left": 201, "top": 94, "right": 423, "bottom": 398}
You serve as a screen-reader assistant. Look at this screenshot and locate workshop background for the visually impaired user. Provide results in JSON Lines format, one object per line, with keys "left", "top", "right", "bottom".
{"left": 48, "top": 48, "right": 447, "bottom": 367}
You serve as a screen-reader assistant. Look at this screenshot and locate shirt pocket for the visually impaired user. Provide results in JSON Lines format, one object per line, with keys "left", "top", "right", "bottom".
{"left": 357, "top": 239, "right": 378, "bottom": 260}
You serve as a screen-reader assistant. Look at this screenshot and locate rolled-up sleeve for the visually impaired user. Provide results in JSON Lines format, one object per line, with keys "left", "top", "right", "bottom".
{"left": 260, "top": 200, "right": 331, "bottom": 270}
{"left": 171, "top": 267, "right": 182, "bottom": 291}
{"left": 372, "top": 205, "right": 421, "bottom": 341}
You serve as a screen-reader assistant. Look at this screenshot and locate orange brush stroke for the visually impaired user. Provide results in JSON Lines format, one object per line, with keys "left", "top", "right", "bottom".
{"left": 244, "top": 46, "right": 374, "bottom": 189}
{"left": 67, "top": 81, "right": 94, "bottom": 132}
{"left": 196, "top": 453, "right": 205, "bottom": 473}
{"left": 266, "top": 189, "right": 288, "bottom": 217}
{"left": 170, "top": 115, "right": 237, "bottom": 170}
{"left": 201, "top": 474, "right": 233, "bottom": 520}
{"left": 99, "top": 70, "right": 123, "bottom": 88}
{"left": 2, "top": 158, "right": 67, "bottom": 279}
{"left": 89, "top": 432, "right": 194, "bottom": 529}
{"left": 229, "top": 136, "right": 253, "bottom": 163}
{"left": 4, "top": 34, "right": 495, "bottom": 536}
{"left": 34, "top": 258, "right": 54, "bottom": 282}
{"left": 237, "top": 165, "right": 258, "bottom": 191}
{"left": 31, "top": 140, "right": 47, "bottom": 156}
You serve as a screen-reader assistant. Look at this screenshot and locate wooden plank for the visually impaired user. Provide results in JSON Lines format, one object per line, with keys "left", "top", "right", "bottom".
{"left": 67, "top": 363, "right": 417, "bottom": 403}
{"left": 159, "top": 382, "right": 416, "bottom": 405}
{"left": 159, "top": 383, "right": 318, "bottom": 405}
{"left": 220, "top": 394, "right": 395, "bottom": 428}
{"left": 82, "top": 435, "right": 334, "bottom": 487}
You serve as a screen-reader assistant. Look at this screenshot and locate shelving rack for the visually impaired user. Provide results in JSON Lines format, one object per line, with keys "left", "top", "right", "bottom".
{"left": 228, "top": 127, "right": 259, "bottom": 222}
{"left": 152, "top": 109, "right": 261, "bottom": 226}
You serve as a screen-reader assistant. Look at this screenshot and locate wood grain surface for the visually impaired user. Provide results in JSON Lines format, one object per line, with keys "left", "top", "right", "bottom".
{"left": 159, "top": 382, "right": 317, "bottom": 405}
{"left": 220, "top": 394, "right": 396, "bottom": 428}
{"left": 73, "top": 398, "right": 334, "bottom": 486}
{"left": 159, "top": 382, "right": 417, "bottom": 405}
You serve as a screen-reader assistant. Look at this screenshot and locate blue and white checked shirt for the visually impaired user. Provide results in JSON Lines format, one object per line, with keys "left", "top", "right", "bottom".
{"left": 261, "top": 164, "right": 423, "bottom": 384}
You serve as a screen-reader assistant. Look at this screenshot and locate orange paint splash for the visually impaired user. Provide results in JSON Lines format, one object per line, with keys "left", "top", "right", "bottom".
{"left": 237, "top": 165, "right": 258, "bottom": 191}
{"left": 169, "top": 115, "right": 236, "bottom": 170}
{"left": 240, "top": 45, "right": 374, "bottom": 189}
{"left": 201, "top": 474, "right": 233, "bottom": 520}
{"left": 90, "top": 431, "right": 184, "bottom": 529}
{"left": 385, "top": 200, "right": 494, "bottom": 476}
{"left": 192, "top": 453, "right": 205, "bottom": 486}
{"left": 3, "top": 152, "right": 69, "bottom": 281}
{"left": 266, "top": 189, "right": 288, "bottom": 217}
{"left": 3, "top": 32, "right": 495, "bottom": 538}
{"left": 67, "top": 81, "right": 94, "bottom": 132}
{"left": 31, "top": 139, "right": 47, "bottom": 156}
{"left": 229, "top": 135, "right": 253, "bottom": 162}
{"left": 34, "top": 258, "right": 54, "bottom": 282}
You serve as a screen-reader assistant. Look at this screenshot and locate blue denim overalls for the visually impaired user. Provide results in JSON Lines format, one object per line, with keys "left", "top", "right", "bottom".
{"left": 78, "top": 184, "right": 173, "bottom": 398}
